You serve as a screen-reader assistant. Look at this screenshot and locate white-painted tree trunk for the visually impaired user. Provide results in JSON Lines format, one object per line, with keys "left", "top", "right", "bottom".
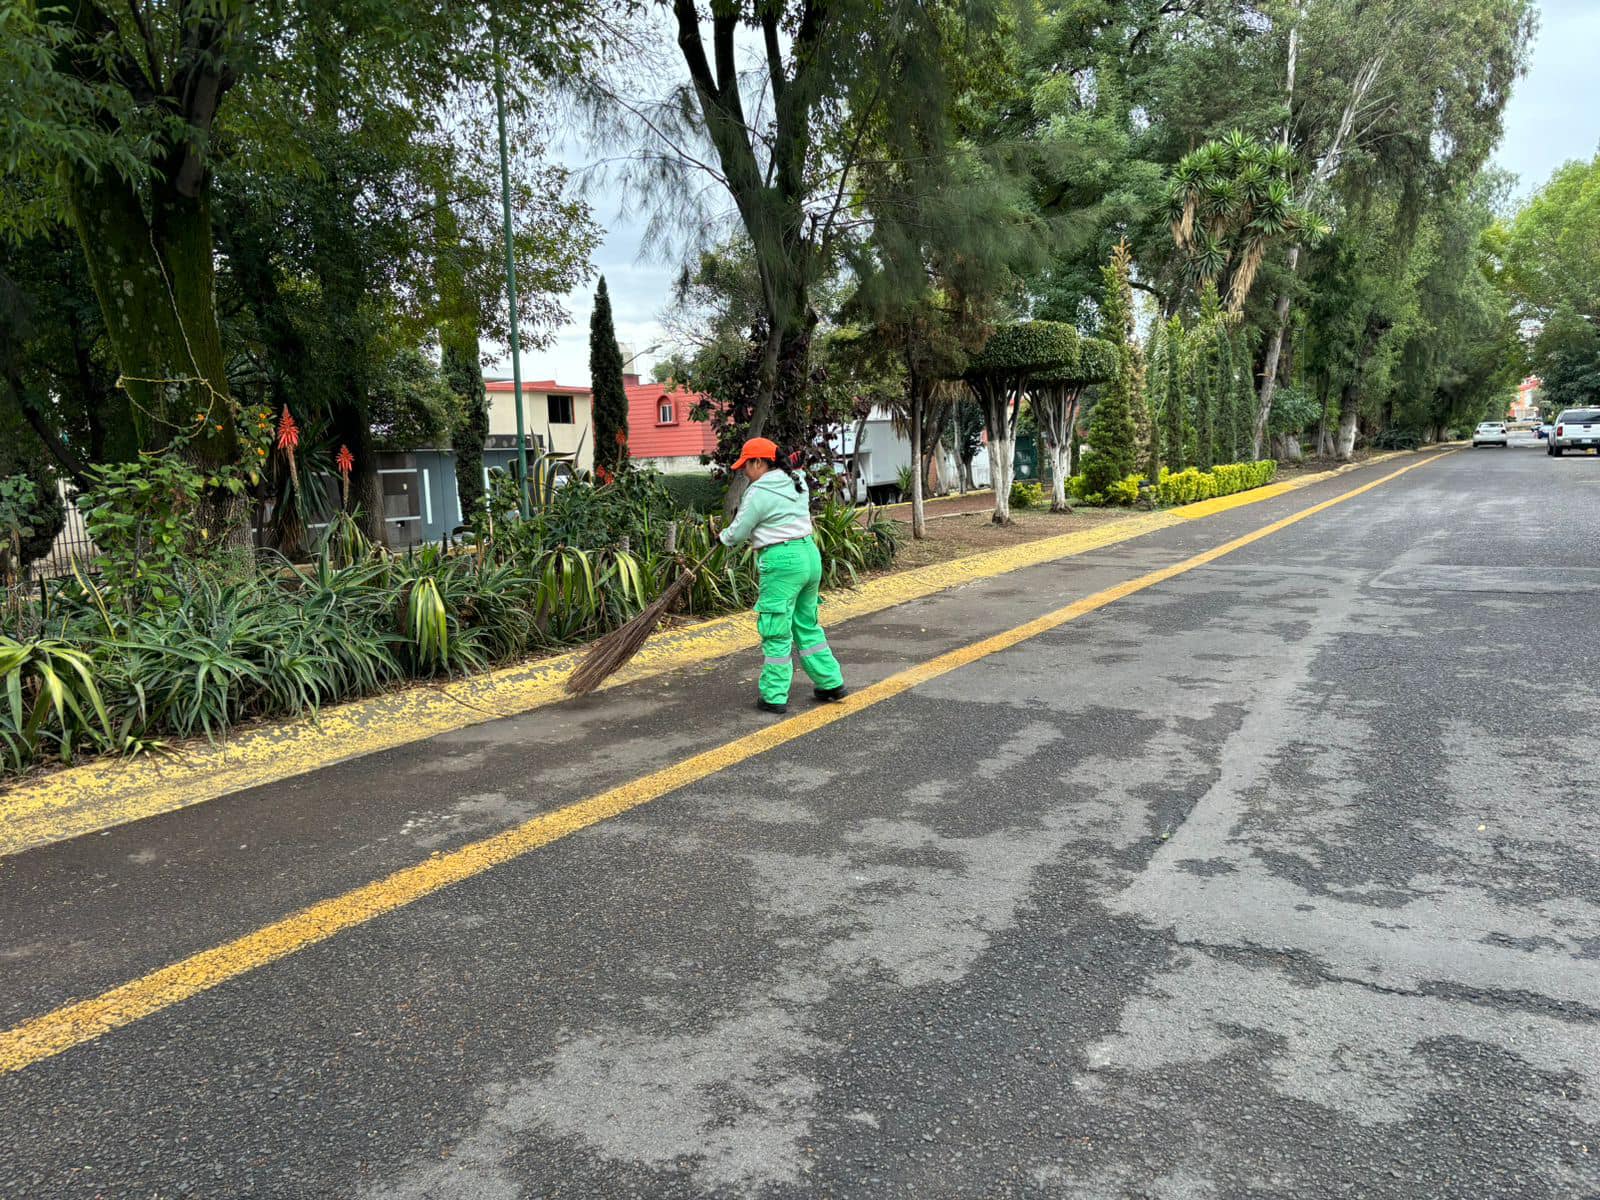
{"left": 1049, "top": 443, "right": 1070, "bottom": 510}
{"left": 1336, "top": 406, "right": 1359, "bottom": 460}
{"left": 990, "top": 435, "right": 1014, "bottom": 524}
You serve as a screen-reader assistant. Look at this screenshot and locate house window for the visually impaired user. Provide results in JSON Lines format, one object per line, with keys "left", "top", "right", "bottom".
{"left": 658, "top": 400, "right": 675, "bottom": 424}
{"left": 547, "top": 394, "right": 574, "bottom": 424}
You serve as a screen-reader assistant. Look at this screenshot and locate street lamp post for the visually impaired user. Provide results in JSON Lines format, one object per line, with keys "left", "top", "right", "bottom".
{"left": 493, "top": 37, "right": 531, "bottom": 518}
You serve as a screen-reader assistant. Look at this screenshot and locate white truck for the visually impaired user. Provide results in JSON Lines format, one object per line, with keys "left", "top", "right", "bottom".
{"left": 823, "top": 407, "right": 991, "bottom": 504}
{"left": 1547, "top": 408, "right": 1600, "bottom": 456}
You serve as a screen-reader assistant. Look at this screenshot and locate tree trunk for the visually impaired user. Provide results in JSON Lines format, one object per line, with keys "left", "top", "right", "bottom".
{"left": 67, "top": 170, "right": 244, "bottom": 542}
{"left": 8, "top": 377, "right": 89, "bottom": 489}
{"left": 909, "top": 387, "right": 925, "bottom": 540}
{"left": 66, "top": 172, "right": 235, "bottom": 460}
{"left": 724, "top": 318, "right": 812, "bottom": 519}
{"left": 1335, "top": 382, "right": 1360, "bottom": 460}
{"left": 1049, "top": 443, "right": 1070, "bottom": 511}
{"left": 1252, "top": 244, "right": 1301, "bottom": 458}
{"left": 992, "top": 433, "right": 1014, "bottom": 524}
{"left": 978, "top": 389, "right": 1016, "bottom": 525}
{"left": 848, "top": 412, "right": 869, "bottom": 502}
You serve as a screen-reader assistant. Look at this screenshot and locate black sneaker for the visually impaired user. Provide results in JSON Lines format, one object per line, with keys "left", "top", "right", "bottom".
{"left": 813, "top": 686, "right": 849, "bottom": 703}
{"left": 756, "top": 699, "right": 789, "bottom": 715}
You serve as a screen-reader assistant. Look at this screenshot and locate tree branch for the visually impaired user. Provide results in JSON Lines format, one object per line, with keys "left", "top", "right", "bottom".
{"left": 126, "top": 0, "right": 164, "bottom": 94}
{"left": 762, "top": 10, "right": 786, "bottom": 104}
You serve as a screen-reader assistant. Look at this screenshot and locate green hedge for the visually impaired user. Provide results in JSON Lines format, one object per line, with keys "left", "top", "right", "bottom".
{"left": 1156, "top": 460, "right": 1277, "bottom": 505}
{"left": 660, "top": 472, "right": 725, "bottom": 514}
{"left": 1068, "top": 459, "right": 1278, "bottom": 507}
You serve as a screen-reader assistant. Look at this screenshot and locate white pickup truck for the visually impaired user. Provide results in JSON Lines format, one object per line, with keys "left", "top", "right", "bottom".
{"left": 1547, "top": 408, "right": 1600, "bottom": 456}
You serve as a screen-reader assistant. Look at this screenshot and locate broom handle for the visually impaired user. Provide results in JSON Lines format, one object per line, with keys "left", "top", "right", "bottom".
{"left": 678, "top": 547, "right": 718, "bottom": 577}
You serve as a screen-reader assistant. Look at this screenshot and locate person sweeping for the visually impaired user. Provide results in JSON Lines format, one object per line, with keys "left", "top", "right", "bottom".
{"left": 563, "top": 436, "right": 849, "bottom": 706}
{"left": 719, "top": 437, "right": 847, "bottom": 715}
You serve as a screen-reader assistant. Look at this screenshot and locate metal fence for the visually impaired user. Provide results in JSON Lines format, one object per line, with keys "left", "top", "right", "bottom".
{"left": 30, "top": 491, "right": 99, "bottom": 581}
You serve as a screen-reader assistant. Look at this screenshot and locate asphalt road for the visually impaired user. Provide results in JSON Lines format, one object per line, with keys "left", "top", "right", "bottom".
{"left": 3, "top": 445, "right": 1598, "bottom": 1199}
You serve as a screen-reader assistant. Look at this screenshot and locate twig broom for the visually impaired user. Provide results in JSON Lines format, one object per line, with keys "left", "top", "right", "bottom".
{"left": 564, "top": 536, "right": 715, "bottom": 697}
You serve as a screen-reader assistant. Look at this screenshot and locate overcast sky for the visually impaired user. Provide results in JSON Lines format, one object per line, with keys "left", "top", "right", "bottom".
{"left": 490, "top": 0, "right": 1600, "bottom": 389}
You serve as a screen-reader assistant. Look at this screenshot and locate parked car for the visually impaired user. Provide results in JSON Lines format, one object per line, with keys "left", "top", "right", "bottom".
{"left": 1547, "top": 408, "right": 1600, "bottom": 456}
{"left": 1471, "top": 422, "right": 1508, "bottom": 447}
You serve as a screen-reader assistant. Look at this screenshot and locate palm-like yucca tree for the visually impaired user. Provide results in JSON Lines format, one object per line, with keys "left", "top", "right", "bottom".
{"left": 1168, "top": 131, "right": 1322, "bottom": 313}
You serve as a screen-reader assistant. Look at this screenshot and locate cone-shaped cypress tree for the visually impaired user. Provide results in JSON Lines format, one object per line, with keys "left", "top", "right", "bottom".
{"left": 590, "top": 277, "right": 629, "bottom": 479}
{"left": 1215, "top": 328, "right": 1236, "bottom": 465}
{"left": 1234, "top": 329, "right": 1257, "bottom": 461}
{"left": 1081, "top": 245, "right": 1140, "bottom": 495}
{"left": 1162, "top": 316, "right": 1186, "bottom": 472}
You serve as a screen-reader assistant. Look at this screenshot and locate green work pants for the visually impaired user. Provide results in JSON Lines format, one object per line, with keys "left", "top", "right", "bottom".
{"left": 755, "top": 535, "right": 844, "bottom": 705}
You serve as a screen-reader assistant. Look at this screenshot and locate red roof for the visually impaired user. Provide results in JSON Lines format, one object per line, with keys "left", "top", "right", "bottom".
{"left": 624, "top": 380, "right": 718, "bottom": 460}
{"left": 485, "top": 379, "right": 592, "bottom": 393}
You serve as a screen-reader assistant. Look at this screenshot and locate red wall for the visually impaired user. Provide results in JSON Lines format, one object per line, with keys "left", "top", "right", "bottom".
{"left": 625, "top": 382, "right": 717, "bottom": 460}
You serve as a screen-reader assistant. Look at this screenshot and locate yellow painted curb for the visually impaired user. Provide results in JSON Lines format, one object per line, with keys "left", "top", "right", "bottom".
{"left": 0, "top": 448, "right": 1438, "bottom": 857}
{"left": 0, "top": 451, "right": 1449, "bottom": 1076}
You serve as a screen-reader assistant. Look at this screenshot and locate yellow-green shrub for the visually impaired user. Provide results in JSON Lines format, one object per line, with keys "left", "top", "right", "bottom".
{"left": 1010, "top": 480, "right": 1046, "bottom": 509}
{"left": 1104, "top": 475, "right": 1144, "bottom": 505}
{"left": 1155, "top": 460, "right": 1275, "bottom": 506}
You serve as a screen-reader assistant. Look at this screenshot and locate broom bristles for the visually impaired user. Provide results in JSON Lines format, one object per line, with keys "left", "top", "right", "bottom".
{"left": 564, "top": 569, "right": 698, "bottom": 696}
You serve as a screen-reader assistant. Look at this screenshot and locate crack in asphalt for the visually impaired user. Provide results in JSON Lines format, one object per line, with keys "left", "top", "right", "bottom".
{"left": 1172, "top": 936, "right": 1600, "bottom": 1022}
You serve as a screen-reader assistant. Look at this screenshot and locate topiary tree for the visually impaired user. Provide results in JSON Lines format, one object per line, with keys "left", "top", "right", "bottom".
{"left": 1081, "top": 246, "right": 1143, "bottom": 497}
{"left": 1033, "top": 334, "right": 1117, "bottom": 512}
{"left": 962, "top": 320, "right": 1077, "bottom": 524}
{"left": 589, "top": 277, "right": 630, "bottom": 481}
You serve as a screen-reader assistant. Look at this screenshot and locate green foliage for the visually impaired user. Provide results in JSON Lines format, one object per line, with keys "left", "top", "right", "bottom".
{"left": 1532, "top": 306, "right": 1600, "bottom": 411}
{"left": 0, "top": 426, "right": 66, "bottom": 574}
{"left": 1267, "top": 385, "right": 1324, "bottom": 437}
{"left": 1167, "top": 131, "right": 1323, "bottom": 312}
{"left": 0, "top": 469, "right": 64, "bottom": 582}
{"left": 1, "top": 465, "right": 899, "bottom": 777}
{"left": 590, "top": 277, "right": 630, "bottom": 478}
{"left": 1081, "top": 248, "right": 1141, "bottom": 494}
{"left": 1502, "top": 154, "right": 1600, "bottom": 324}
{"left": 443, "top": 341, "right": 489, "bottom": 527}
{"left": 1068, "top": 459, "right": 1277, "bottom": 509}
{"left": 1009, "top": 481, "right": 1046, "bottom": 510}
{"left": 966, "top": 321, "right": 1078, "bottom": 378}
{"left": 1103, "top": 476, "right": 1142, "bottom": 506}
{"left": 1155, "top": 460, "right": 1277, "bottom": 506}
{"left": 368, "top": 349, "right": 461, "bottom": 451}
{"left": 1073, "top": 338, "right": 1121, "bottom": 387}
{"left": 1161, "top": 317, "right": 1187, "bottom": 471}
{"left": 0, "top": 636, "right": 111, "bottom": 770}
{"left": 80, "top": 417, "right": 271, "bottom": 602}
{"left": 811, "top": 498, "right": 900, "bottom": 589}
{"left": 659, "top": 473, "right": 725, "bottom": 514}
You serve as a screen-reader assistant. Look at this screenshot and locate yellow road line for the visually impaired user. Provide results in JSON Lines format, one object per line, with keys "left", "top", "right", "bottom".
{"left": 0, "top": 448, "right": 1427, "bottom": 859}
{"left": 0, "top": 452, "right": 1445, "bottom": 1076}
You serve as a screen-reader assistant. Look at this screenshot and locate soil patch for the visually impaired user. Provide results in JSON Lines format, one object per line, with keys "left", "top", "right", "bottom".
{"left": 878, "top": 508, "right": 1139, "bottom": 573}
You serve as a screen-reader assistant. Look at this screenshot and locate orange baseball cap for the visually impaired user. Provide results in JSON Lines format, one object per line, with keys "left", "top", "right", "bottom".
{"left": 730, "top": 436, "right": 780, "bottom": 470}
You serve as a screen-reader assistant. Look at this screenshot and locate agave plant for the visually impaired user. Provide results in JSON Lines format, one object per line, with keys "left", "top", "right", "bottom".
{"left": 0, "top": 636, "right": 112, "bottom": 769}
